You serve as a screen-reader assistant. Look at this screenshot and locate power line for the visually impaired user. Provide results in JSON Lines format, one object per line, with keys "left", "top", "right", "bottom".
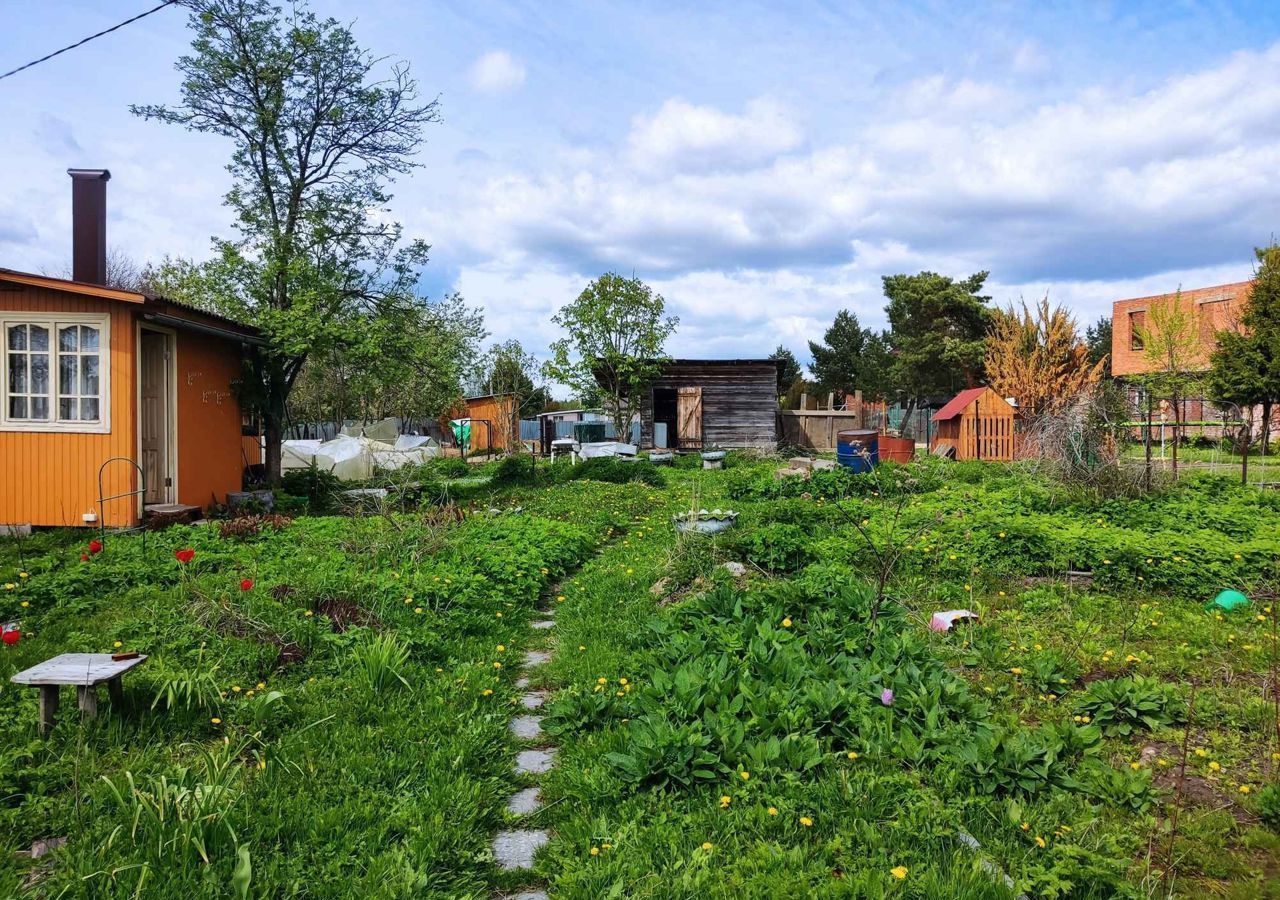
{"left": 0, "top": 1, "right": 180, "bottom": 83}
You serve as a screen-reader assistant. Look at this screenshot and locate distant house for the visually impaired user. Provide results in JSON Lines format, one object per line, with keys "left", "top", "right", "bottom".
{"left": 1111, "top": 281, "right": 1253, "bottom": 377}
{"left": 0, "top": 169, "right": 263, "bottom": 529}
{"left": 629, "top": 359, "right": 781, "bottom": 451}
{"left": 930, "top": 387, "right": 1017, "bottom": 461}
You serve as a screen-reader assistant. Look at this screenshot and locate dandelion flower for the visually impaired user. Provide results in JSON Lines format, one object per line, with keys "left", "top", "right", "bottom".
{"left": 1240, "top": 784, "right": 1251, "bottom": 794}
{"left": 590, "top": 846, "right": 599, "bottom": 856}
{"left": 782, "top": 617, "right": 792, "bottom": 628}
{"left": 482, "top": 689, "right": 494, "bottom": 696}
{"left": 891, "top": 866, "right": 908, "bottom": 880}
{"left": 497, "top": 644, "right": 506, "bottom": 652}
{"left": 799, "top": 816, "right": 813, "bottom": 827}
{"left": 720, "top": 795, "right": 732, "bottom": 808}
{"left": 113, "top": 640, "right": 122, "bottom": 648}
{"left": 847, "top": 751, "right": 859, "bottom": 760}
{"left": 1020, "top": 822, "right": 1030, "bottom": 831}
{"left": 701, "top": 842, "right": 713, "bottom": 851}
{"left": 1034, "top": 836, "right": 1046, "bottom": 848}
{"left": 1208, "top": 761, "right": 1221, "bottom": 772}
{"left": 211, "top": 717, "right": 221, "bottom": 725}
{"left": 768, "top": 806, "right": 778, "bottom": 816}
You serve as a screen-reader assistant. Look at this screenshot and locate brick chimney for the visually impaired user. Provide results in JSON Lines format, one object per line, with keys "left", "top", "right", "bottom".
{"left": 67, "top": 168, "right": 111, "bottom": 284}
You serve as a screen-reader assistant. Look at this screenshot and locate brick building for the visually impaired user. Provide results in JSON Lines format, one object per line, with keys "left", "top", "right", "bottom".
{"left": 1110, "top": 280, "right": 1255, "bottom": 433}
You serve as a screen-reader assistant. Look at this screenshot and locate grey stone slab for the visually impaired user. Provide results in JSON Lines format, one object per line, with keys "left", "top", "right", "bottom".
{"left": 509, "top": 715, "right": 544, "bottom": 739}
{"left": 521, "top": 690, "right": 548, "bottom": 709}
{"left": 511, "top": 891, "right": 549, "bottom": 900}
{"left": 531, "top": 619, "right": 555, "bottom": 630}
{"left": 523, "top": 650, "right": 553, "bottom": 668}
{"left": 515, "top": 748, "right": 557, "bottom": 774}
{"left": 515, "top": 676, "right": 531, "bottom": 689}
{"left": 506, "top": 786, "right": 543, "bottom": 815}
{"left": 492, "top": 829, "right": 549, "bottom": 870}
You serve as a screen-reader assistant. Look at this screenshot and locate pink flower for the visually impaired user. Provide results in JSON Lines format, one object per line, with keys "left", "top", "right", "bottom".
{"left": 880, "top": 688, "right": 894, "bottom": 706}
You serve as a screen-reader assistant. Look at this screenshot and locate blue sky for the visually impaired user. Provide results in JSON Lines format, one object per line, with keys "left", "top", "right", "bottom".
{"left": 4, "top": 1, "right": 1280, "bottom": 372}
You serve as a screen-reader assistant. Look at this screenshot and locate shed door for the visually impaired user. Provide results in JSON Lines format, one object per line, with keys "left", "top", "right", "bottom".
{"left": 139, "top": 331, "right": 173, "bottom": 504}
{"left": 677, "top": 386, "right": 703, "bottom": 449}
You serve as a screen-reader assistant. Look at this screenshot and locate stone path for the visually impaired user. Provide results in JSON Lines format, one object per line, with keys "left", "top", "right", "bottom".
{"left": 491, "top": 591, "right": 562, "bottom": 896}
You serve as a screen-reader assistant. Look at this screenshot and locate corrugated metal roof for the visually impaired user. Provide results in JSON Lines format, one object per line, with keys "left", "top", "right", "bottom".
{"left": 931, "top": 387, "right": 987, "bottom": 422}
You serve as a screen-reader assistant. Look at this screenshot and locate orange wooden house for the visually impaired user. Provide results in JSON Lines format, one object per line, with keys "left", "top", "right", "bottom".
{"left": 0, "top": 169, "right": 262, "bottom": 530}
{"left": 930, "top": 387, "right": 1018, "bottom": 461}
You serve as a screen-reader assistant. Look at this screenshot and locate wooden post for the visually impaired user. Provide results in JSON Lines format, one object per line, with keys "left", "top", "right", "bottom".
{"left": 37, "top": 686, "right": 59, "bottom": 736}
{"left": 107, "top": 676, "right": 124, "bottom": 708}
{"left": 799, "top": 392, "right": 808, "bottom": 411}
{"left": 77, "top": 685, "right": 98, "bottom": 717}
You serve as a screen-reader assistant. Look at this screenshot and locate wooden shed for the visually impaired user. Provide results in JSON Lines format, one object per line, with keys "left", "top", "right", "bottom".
{"left": 635, "top": 359, "right": 780, "bottom": 451}
{"left": 457, "top": 393, "right": 518, "bottom": 452}
{"left": 929, "top": 387, "right": 1017, "bottom": 461}
{"left": 0, "top": 171, "right": 262, "bottom": 529}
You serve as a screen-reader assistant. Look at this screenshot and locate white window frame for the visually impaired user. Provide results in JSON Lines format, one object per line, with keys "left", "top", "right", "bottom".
{"left": 1, "top": 311, "right": 111, "bottom": 434}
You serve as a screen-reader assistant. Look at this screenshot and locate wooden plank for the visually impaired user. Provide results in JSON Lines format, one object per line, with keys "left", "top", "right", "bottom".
{"left": 11, "top": 652, "right": 147, "bottom": 686}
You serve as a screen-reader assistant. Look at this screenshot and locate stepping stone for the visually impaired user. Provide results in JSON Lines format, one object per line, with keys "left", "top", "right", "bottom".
{"left": 521, "top": 691, "right": 547, "bottom": 709}
{"left": 509, "top": 715, "right": 544, "bottom": 739}
{"left": 492, "top": 829, "right": 549, "bottom": 870}
{"left": 515, "top": 748, "right": 556, "bottom": 774}
{"left": 515, "top": 676, "right": 531, "bottom": 689}
{"left": 523, "top": 650, "right": 553, "bottom": 668}
{"left": 506, "top": 786, "right": 543, "bottom": 815}
{"left": 531, "top": 620, "right": 555, "bottom": 630}
{"left": 512, "top": 891, "right": 549, "bottom": 900}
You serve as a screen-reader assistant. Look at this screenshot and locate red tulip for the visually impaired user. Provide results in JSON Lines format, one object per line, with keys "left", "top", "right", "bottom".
{"left": 174, "top": 548, "right": 196, "bottom": 564}
{"left": 80, "top": 553, "right": 90, "bottom": 562}
{"left": 2, "top": 624, "right": 19, "bottom": 646}
{"left": 88, "top": 539, "right": 103, "bottom": 555}
{"left": 240, "top": 578, "right": 254, "bottom": 592}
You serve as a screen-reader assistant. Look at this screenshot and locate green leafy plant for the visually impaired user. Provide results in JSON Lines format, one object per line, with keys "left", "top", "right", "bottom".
{"left": 1074, "top": 676, "right": 1180, "bottom": 736}
{"left": 352, "top": 632, "right": 411, "bottom": 693}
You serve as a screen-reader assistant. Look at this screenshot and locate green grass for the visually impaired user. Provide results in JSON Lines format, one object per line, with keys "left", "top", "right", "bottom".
{"left": 3, "top": 458, "right": 1279, "bottom": 897}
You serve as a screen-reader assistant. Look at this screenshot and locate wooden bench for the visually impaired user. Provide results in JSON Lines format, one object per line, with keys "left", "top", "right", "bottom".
{"left": 11, "top": 653, "right": 147, "bottom": 735}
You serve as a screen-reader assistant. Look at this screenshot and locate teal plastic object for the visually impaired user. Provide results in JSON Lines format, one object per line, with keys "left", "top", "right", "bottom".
{"left": 1209, "top": 589, "right": 1250, "bottom": 611}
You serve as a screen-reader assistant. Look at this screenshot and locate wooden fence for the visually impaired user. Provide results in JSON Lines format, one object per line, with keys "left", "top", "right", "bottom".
{"left": 958, "top": 409, "right": 1017, "bottom": 461}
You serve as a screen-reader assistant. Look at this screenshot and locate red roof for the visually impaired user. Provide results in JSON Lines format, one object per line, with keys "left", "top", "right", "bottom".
{"left": 932, "top": 387, "right": 988, "bottom": 422}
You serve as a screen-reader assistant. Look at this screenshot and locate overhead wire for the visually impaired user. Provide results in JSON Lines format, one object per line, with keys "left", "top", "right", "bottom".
{"left": 0, "top": 1, "right": 180, "bottom": 83}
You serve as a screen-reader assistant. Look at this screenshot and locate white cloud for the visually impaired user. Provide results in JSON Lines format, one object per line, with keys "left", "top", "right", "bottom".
{"left": 468, "top": 50, "right": 526, "bottom": 94}
{"left": 626, "top": 97, "right": 803, "bottom": 175}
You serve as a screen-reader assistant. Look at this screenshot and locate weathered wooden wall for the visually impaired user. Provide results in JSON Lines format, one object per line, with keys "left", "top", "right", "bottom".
{"left": 777, "top": 409, "right": 868, "bottom": 450}
{"left": 639, "top": 361, "right": 778, "bottom": 450}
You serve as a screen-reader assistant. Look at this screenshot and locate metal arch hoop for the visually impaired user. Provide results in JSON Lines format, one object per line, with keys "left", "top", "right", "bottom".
{"left": 97, "top": 457, "right": 147, "bottom": 548}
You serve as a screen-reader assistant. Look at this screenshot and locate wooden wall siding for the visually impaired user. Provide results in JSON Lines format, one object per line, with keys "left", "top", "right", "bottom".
{"left": 465, "top": 395, "right": 517, "bottom": 451}
{"left": 777, "top": 409, "right": 867, "bottom": 450}
{"left": 0, "top": 285, "right": 137, "bottom": 527}
{"left": 639, "top": 362, "right": 778, "bottom": 449}
{"left": 175, "top": 332, "right": 247, "bottom": 509}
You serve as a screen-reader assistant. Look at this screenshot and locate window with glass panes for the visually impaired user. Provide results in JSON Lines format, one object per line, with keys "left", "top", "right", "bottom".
{"left": 2, "top": 315, "right": 108, "bottom": 429}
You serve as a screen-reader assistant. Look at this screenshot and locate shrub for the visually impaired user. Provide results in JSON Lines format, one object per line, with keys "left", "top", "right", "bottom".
{"left": 1256, "top": 782, "right": 1280, "bottom": 830}
{"left": 573, "top": 457, "right": 664, "bottom": 486}
{"left": 280, "top": 464, "right": 342, "bottom": 511}
{"left": 732, "top": 523, "right": 813, "bottom": 573}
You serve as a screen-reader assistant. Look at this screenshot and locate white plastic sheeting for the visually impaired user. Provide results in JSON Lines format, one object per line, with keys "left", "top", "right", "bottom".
{"left": 280, "top": 434, "right": 439, "bottom": 481}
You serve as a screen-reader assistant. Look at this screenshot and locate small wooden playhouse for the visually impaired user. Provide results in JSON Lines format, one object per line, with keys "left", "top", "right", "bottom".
{"left": 929, "top": 387, "right": 1017, "bottom": 461}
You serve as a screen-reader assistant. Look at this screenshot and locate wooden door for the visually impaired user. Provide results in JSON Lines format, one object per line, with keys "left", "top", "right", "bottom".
{"left": 676, "top": 386, "right": 703, "bottom": 449}
{"left": 139, "top": 331, "right": 172, "bottom": 504}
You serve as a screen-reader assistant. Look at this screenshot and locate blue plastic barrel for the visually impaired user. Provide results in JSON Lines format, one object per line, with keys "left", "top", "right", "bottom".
{"left": 836, "top": 429, "right": 879, "bottom": 473}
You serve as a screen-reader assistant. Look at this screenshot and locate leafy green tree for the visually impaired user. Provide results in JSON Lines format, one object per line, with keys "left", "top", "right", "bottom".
{"left": 1085, "top": 315, "right": 1113, "bottom": 379}
{"left": 807, "top": 310, "right": 891, "bottom": 401}
{"left": 133, "top": 0, "right": 441, "bottom": 483}
{"left": 544, "top": 273, "right": 678, "bottom": 438}
{"left": 769, "top": 345, "right": 802, "bottom": 394}
{"left": 477, "top": 339, "right": 550, "bottom": 419}
{"left": 1209, "top": 244, "right": 1280, "bottom": 454}
{"left": 882, "top": 271, "right": 992, "bottom": 434}
{"left": 1135, "top": 292, "right": 1202, "bottom": 476}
